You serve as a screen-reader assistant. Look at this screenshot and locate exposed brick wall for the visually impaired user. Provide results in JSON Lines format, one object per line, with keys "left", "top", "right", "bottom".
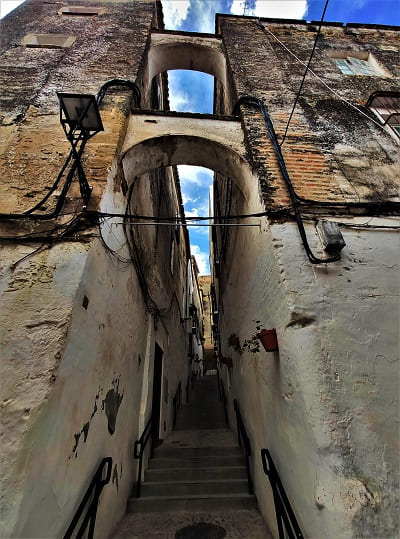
{"left": 218, "top": 16, "right": 400, "bottom": 209}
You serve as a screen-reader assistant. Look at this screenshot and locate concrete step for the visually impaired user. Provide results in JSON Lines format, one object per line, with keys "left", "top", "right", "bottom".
{"left": 141, "top": 479, "right": 249, "bottom": 497}
{"left": 127, "top": 493, "right": 257, "bottom": 513}
{"left": 150, "top": 455, "right": 244, "bottom": 469}
{"left": 145, "top": 466, "right": 247, "bottom": 482}
{"left": 153, "top": 445, "right": 242, "bottom": 458}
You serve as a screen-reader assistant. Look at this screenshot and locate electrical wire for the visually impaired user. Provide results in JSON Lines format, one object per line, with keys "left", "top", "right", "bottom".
{"left": 109, "top": 221, "right": 262, "bottom": 227}
{"left": 122, "top": 182, "right": 161, "bottom": 315}
{"left": 233, "top": 95, "right": 341, "bottom": 264}
{"left": 84, "top": 208, "right": 291, "bottom": 222}
{"left": 280, "top": 0, "right": 329, "bottom": 146}
{"left": 256, "top": 20, "right": 385, "bottom": 131}
{"left": 0, "top": 79, "right": 141, "bottom": 221}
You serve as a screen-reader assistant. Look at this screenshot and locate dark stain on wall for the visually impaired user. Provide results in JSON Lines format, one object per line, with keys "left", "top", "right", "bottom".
{"left": 69, "top": 389, "right": 102, "bottom": 459}
{"left": 112, "top": 464, "right": 119, "bottom": 492}
{"left": 102, "top": 376, "right": 124, "bottom": 435}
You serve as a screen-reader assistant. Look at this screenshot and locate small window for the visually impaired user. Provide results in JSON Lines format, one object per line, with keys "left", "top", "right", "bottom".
{"left": 328, "top": 51, "right": 389, "bottom": 77}
{"left": 22, "top": 33, "right": 76, "bottom": 48}
{"left": 366, "top": 91, "right": 400, "bottom": 139}
{"left": 59, "top": 6, "right": 104, "bottom": 16}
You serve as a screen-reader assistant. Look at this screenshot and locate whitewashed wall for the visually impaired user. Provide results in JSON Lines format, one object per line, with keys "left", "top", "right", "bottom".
{"left": 218, "top": 212, "right": 400, "bottom": 538}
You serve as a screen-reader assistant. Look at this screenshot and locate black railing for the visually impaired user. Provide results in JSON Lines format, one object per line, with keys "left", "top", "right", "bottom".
{"left": 233, "top": 399, "right": 253, "bottom": 494}
{"left": 173, "top": 381, "right": 182, "bottom": 426}
{"left": 186, "top": 374, "right": 190, "bottom": 404}
{"left": 64, "top": 457, "right": 112, "bottom": 539}
{"left": 133, "top": 414, "right": 153, "bottom": 498}
{"left": 261, "top": 449, "right": 304, "bottom": 539}
{"left": 217, "top": 369, "right": 229, "bottom": 425}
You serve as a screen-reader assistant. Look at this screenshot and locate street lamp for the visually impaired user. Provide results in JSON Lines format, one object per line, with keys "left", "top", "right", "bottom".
{"left": 57, "top": 93, "right": 104, "bottom": 206}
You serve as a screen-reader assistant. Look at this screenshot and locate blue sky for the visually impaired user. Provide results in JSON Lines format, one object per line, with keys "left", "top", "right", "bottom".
{"left": 1, "top": 1, "right": 399, "bottom": 272}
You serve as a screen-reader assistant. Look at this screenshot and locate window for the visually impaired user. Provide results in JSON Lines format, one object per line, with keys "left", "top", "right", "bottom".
{"left": 59, "top": 6, "right": 104, "bottom": 16}
{"left": 328, "top": 51, "right": 389, "bottom": 77}
{"left": 366, "top": 91, "right": 400, "bottom": 139}
{"left": 22, "top": 33, "right": 76, "bottom": 48}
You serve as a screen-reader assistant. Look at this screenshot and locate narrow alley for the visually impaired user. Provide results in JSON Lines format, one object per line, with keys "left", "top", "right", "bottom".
{"left": 112, "top": 374, "right": 271, "bottom": 538}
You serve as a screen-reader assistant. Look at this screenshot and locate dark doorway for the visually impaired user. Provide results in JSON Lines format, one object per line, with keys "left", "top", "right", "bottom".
{"left": 151, "top": 343, "right": 163, "bottom": 447}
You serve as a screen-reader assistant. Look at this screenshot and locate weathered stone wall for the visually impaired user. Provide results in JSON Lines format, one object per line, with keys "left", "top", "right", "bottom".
{"left": 0, "top": 0, "right": 156, "bottom": 212}
{"left": 0, "top": 1, "right": 191, "bottom": 537}
{"left": 198, "top": 275, "right": 213, "bottom": 360}
{"left": 214, "top": 14, "right": 400, "bottom": 539}
{"left": 218, "top": 17, "right": 399, "bottom": 208}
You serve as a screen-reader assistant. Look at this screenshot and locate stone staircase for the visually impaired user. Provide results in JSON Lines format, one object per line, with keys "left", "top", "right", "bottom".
{"left": 112, "top": 375, "right": 271, "bottom": 538}
{"left": 128, "top": 433, "right": 256, "bottom": 512}
{"left": 128, "top": 375, "right": 256, "bottom": 513}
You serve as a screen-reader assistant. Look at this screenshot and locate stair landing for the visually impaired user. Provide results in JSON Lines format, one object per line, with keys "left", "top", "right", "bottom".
{"left": 111, "top": 508, "right": 271, "bottom": 538}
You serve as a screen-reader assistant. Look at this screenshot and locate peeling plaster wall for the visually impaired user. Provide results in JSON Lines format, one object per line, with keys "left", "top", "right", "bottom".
{"left": 1, "top": 171, "right": 190, "bottom": 538}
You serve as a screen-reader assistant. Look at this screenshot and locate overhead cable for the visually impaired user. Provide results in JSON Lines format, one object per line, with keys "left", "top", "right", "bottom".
{"left": 233, "top": 95, "right": 341, "bottom": 264}
{"left": 279, "top": 0, "right": 330, "bottom": 145}
{"left": 256, "top": 21, "right": 385, "bottom": 130}
{"left": 0, "top": 79, "right": 141, "bottom": 221}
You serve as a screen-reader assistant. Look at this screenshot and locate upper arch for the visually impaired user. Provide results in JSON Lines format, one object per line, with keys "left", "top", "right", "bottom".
{"left": 144, "top": 32, "right": 229, "bottom": 111}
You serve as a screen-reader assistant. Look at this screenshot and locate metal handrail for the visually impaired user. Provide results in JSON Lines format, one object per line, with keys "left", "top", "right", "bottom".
{"left": 217, "top": 370, "right": 229, "bottom": 425}
{"left": 186, "top": 374, "right": 190, "bottom": 404}
{"left": 173, "top": 381, "right": 182, "bottom": 426}
{"left": 63, "top": 457, "right": 112, "bottom": 539}
{"left": 133, "top": 414, "right": 153, "bottom": 498}
{"left": 233, "top": 399, "right": 253, "bottom": 494}
{"left": 261, "top": 449, "right": 304, "bottom": 539}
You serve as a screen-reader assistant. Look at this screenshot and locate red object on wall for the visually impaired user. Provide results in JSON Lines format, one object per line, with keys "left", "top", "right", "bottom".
{"left": 257, "top": 329, "right": 278, "bottom": 352}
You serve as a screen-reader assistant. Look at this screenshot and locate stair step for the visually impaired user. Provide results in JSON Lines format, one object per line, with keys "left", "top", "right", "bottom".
{"left": 153, "top": 446, "right": 242, "bottom": 458}
{"left": 141, "top": 479, "right": 249, "bottom": 497}
{"left": 150, "top": 455, "right": 244, "bottom": 469}
{"left": 145, "top": 466, "right": 247, "bottom": 482}
{"left": 128, "top": 493, "right": 257, "bottom": 513}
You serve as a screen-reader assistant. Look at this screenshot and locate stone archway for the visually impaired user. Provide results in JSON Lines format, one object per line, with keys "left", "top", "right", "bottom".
{"left": 144, "top": 32, "right": 229, "bottom": 112}
{"left": 121, "top": 112, "right": 257, "bottom": 203}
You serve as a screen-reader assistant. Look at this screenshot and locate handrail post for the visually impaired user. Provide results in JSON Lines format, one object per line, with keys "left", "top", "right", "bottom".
{"left": 63, "top": 457, "right": 112, "bottom": 539}
{"left": 261, "top": 449, "right": 304, "bottom": 539}
{"left": 87, "top": 482, "right": 101, "bottom": 539}
{"left": 133, "top": 415, "right": 153, "bottom": 498}
{"left": 173, "top": 381, "right": 182, "bottom": 427}
{"left": 233, "top": 399, "right": 253, "bottom": 494}
{"left": 136, "top": 453, "right": 143, "bottom": 498}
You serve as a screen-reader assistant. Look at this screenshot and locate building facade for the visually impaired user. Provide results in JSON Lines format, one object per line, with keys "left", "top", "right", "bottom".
{"left": 0, "top": 1, "right": 399, "bottom": 538}
{"left": 212, "top": 13, "right": 399, "bottom": 539}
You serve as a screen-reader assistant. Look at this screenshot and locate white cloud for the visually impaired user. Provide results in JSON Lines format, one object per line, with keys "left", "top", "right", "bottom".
{"left": 162, "top": 0, "right": 190, "bottom": 29}
{"left": 186, "top": 207, "right": 200, "bottom": 218}
{"left": 169, "top": 88, "right": 191, "bottom": 111}
{"left": 191, "top": 244, "right": 209, "bottom": 275}
{"left": 182, "top": 193, "right": 198, "bottom": 205}
{"left": 1, "top": 0, "right": 24, "bottom": 18}
{"left": 249, "top": 0, "right": 307, "bottom": 19}
{"left": 231, "top": 0, "right": 246, "bottom": 15}
{"left": 178, "top": 165, "right": 207, "bottom": 186}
